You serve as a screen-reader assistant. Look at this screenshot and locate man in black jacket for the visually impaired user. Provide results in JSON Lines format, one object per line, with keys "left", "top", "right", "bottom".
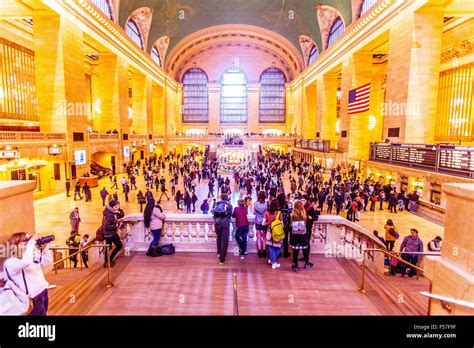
{"left": 102, "top": 200, "right": 123, "bottom": 267}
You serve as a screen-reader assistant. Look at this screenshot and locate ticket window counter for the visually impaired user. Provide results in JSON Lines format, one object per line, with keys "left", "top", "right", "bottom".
{"left": 400, "top": 176, "right": 409, "bottom": 193}
{"left": 430, "top": 183, "right": 442, "bottom": 205}
{"left": 410, "top": 178, "right": 425, "bottom": 199}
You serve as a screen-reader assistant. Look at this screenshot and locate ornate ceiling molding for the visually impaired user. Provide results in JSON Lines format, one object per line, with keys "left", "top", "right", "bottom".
{"left": 317, "top": 5, "right": 346, "bottom": 51}
{"left": 126, "top": 6, "right": 153, "bottom": 50}
{"left": 441, "top": 38, "right": 474, "bottom": 64}
{"left": 351, "top": 0, "right": 364, "bottom": 23}
{"left": 165, "top": 24, "right": 304, "bottom": 82}
{"left": 299, "top": 35, "right": 318, "bottom": 67}
{"left": 152, "top": 35, "right": 170, "bottom": 63}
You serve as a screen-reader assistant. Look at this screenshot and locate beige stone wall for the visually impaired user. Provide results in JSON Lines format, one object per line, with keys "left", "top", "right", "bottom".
{"left": 424, "top": 183, "right": 474, "bottom": 315}
{"left": 0, "top": 181, "right": 36, "bottom": 245}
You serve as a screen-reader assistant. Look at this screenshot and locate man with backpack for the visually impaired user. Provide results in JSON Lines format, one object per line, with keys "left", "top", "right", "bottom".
{"left": 399, "top": 228, "right": 424, "bottom": 277}
{"left": 212, "top": 193, "right": 233, "bottom": 266}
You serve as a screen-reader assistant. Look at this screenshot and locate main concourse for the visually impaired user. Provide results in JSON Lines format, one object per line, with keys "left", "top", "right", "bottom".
{"left": 0, "top": 0, "right": 473, "bottom": 333}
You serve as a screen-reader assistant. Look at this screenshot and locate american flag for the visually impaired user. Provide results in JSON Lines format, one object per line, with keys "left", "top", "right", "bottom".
{"left": 348, "top": 83, "right": 370, "bottom": 114}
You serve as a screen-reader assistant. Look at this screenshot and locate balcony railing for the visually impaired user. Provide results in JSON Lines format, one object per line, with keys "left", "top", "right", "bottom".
{"left": 0, "top": 131, "right": 66, "bottom": 143}
{"left": 88, "top": 133, "right": 119, "bottom": 140}
{"left": 121, "top": 214, "right": 386, "bottom": 268}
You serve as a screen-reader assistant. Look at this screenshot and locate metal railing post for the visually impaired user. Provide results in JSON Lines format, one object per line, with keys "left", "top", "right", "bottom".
{"left": 359, "top": 250, "right": 367, "bottom": 293}
{"left": 232, "top": 272, "right": 238, "bottom": 316}
{"left": 106, "top": 243, "right": 113, "bottom": 288}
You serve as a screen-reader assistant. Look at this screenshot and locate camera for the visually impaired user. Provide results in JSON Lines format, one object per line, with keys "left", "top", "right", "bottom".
{"left": 36, "top": 235, "right": 55, "bottom": 246}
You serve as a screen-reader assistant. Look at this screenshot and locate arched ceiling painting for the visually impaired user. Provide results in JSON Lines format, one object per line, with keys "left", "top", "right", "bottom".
{"left": 119, "top": 0, "right": 353, "bottom": 60}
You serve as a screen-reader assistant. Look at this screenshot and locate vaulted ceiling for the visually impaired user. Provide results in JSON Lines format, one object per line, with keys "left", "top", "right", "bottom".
{"left": 119, "top": 0, "right": 353, "bottom": 58}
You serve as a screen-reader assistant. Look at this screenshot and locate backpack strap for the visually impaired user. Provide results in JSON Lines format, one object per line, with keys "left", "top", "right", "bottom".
{"left": 4, "top": 267, "right": 29, "bottom": 295}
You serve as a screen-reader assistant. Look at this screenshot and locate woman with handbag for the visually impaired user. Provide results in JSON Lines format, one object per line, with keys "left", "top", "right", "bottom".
{"left": 384, "top": 219, "right": 399, "bottom": 251}
{"left": 290, "top": 200, "right": 311, "bottom": 272}
{"left": 3, "top": 232, "right": 53, "bottom": 315}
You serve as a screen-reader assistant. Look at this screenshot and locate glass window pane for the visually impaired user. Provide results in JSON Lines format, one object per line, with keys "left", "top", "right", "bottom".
{"left": 126, "top": 19, "right": 143, "bottom": 49}
{"left": 151, "top": 46, "right": 161, "bottom": 66}
{"left": 359, "top": 0, "right": 378, "bottom": 17}
{"left": 92, "top": 0, "right": 113, "bottom": 20}
{"left": 308, "top": 45, "right": 318, "bottom": 66}
{"left": 182, "top": 68, "right": 209, "bottom": 123}
{"left": 328, "top": 18, "right": 344, "bottom": 47}
{"left": 259, "top": 68, "right": 286, "bottom": 123}
{"left": 220, "top": 67, "right": 247, "bottom": 123}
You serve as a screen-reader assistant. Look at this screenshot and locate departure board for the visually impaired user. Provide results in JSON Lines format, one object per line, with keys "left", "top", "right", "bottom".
{"left": 391, "top": 144, "right": 437, "bottom": 167}
{"left": 439, "top": 145, "right": 474, "bottom": 172}
{"left": 374, "top": 143, "right": 391, "bottom": 161}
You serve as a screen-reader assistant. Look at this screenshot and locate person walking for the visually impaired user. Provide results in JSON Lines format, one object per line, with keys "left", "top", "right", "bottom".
{"left": 384, "top": 219, "right": 399, "bottom": 251}
{"left": 191, "top": 192, "right": 198, "bottom": 212}
{"left": 303, "top": 199, "right": 319, "bottom": 260}
{"left": 175, "top": 190, "right": 182, "bottom": 211}
{"left": 124, "top": 182, "right": 130, "bottom": 202}
{"left": 253, "top": 191, "right": 268, "bottom": 259}
{"left": 263, "top": 199, "right": 284, "bottom": 269}
{"left": 290, "top": 200, "right": 312, "bottom": 272}
{"left": 399, "top": 229, "right": 424, "bottom": 277}
{"left": 233, "top": 199, "right": 249, "bottom": 259}
{"left": 69, "top": 207, "right": 81, "bottom": 234}
{"left": 65, "top": 179, "right": 71, "bottom": 197}
{"left": 212, "top": 193, "right": 233, "bottom": 266}
{"left": 80, "top": 234, "right": 89, "bottom": 268}
{"left": 200, "top": 199, "right": 209, "bottom": 214}
{"left": 158, "top": 182, "right": 170, "bottom": 202}
{"left": 73, "top": 182, "right": 82, "bottom": 200}
{"left": 102, "top": 200, "right": 123, "bottom": 266}
{"left": 184, "top": 190, "right": 192, "bottom": 213}
{"left": 82, "top": 182, "right": 91, "bottom": 202}
{"left": 111, "top": 176, "right": 118, "bottom": 190}
{"left": 137, "top": 190, "right": 146, "bottom": 212}
{"left": 100, "top": 187, "right": 109, "bottom": 206}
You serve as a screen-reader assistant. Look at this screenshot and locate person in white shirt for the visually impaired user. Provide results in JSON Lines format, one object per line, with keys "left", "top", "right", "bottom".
{"left": 3, "top": 232, "right": 53, "bottom": 315}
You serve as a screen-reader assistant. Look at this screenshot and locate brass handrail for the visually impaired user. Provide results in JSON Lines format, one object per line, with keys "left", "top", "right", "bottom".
{"left": 420, "top": 291, "right": 474, "bottom": 314}
{"left": 359, "top": 248, "right": 440, "bottom": 293}
{"left": 232, "top": 272, "right": 239, "bottom": 316}
{"left": 51, "top": 242, "right": 113, "bottom": 288}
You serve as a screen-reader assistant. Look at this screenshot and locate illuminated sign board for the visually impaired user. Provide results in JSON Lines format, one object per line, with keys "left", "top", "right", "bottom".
{"left": 123, "top": 146, "right": 130, "bottom": 158}
{"left": 48, "top": 147, "right": 62, "bottom": 155}
{"left": 0, "top": 150, "right": 19, "bottom": 158}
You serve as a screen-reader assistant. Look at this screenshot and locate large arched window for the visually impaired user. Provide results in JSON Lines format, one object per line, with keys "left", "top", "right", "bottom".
{"left": 182, "top": 68, "right": 209, "bottom": 123}
{"left": 220, "top": 67, "right": 247, "bottom": 123}
{"left": 92, "top": 0, "right": 114, "bottom": 20}
{"left": 308, "top": 45, "right": 319, "bottom": 66}
{"left": 151, "top": 46, "right": 161, "bottom": 66}
{"left": 259, "top": 68, "right": 286, "bottom": 123}
{"left": 126, "top": 19, "right": 143, "bottom": 49}
{"left": 327, "top": 17, "right": 344, "bottom": 47}
{"left": 359, "top": 0, "right": 378, "bottom": 17}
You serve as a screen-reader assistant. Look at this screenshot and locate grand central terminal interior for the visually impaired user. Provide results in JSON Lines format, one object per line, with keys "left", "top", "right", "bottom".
{"left": 0, "top": 0, "right": 473, "bottom": 332}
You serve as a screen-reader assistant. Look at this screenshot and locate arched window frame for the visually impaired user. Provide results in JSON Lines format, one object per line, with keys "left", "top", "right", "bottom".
{"left": 358, "top": 0, "right": 378, "bottom": 18}
{"left": 92, "top": 0, "right": 114, "bottom": 21}
{"left": 182, "top": 68, "right": 209, "bottom": 123}
{"left": 220, "top": 67, "right": 247, "bottom": 123}
{"left": 308, "top": 45, "right": 319, "bottom": 66}
{"left": 151, "top": 46, "right": 161, "bottom": 66}
{"left": 327, "top": 17, "right": 344, "bottom": 47}
{"left": 259, "top": 67, "right": 286, "bottom": 123}
{"left": 125, "top": 19, "right": 143, "bottom": 49}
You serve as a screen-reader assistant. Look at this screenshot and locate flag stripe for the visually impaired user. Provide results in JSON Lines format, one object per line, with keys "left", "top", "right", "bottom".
{"left": 348, "top": 83, "right": 371, "bottom": 115}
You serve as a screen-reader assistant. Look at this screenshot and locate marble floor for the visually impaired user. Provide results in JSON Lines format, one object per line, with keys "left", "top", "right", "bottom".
{"left": 33, "top": 171, "right": 444, "bottom": 251}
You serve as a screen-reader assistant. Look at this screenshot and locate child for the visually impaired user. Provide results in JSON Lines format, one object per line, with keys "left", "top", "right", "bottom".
{"left": 80, "top": 234, "right": 89, "bottom": 268}
{"left": 201, "top": 199, "right": 209, "bottom": 214}
{"left": 66, "top": 231, "right": 81, "bottom": 268}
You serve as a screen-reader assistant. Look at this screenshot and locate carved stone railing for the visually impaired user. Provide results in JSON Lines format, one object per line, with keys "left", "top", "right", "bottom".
{"left": 0, "top": 131, "right": 66, "bottom": 143}
{"left": 88, "top": 133, "right": 119, "bottom": 140}
{"left": 121, "top": 213, "right": 386, "bottom": 270}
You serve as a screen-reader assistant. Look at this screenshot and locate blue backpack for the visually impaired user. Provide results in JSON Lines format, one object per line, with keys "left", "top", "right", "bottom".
{"left": 213, "top": 201, "right": 230, "bottom": 218}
